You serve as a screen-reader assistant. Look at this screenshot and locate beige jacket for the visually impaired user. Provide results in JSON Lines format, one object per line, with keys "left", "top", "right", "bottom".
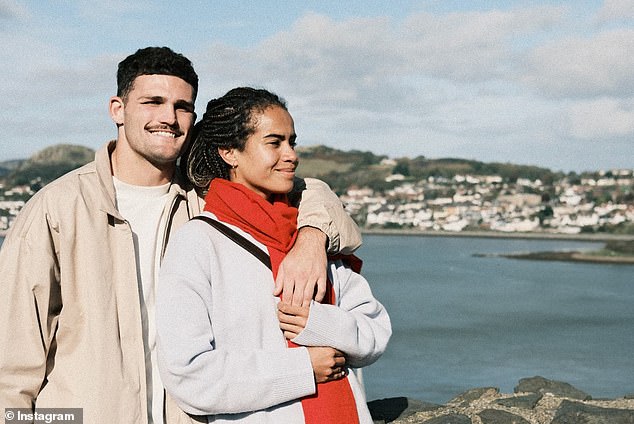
{"left": 0, "top": 141, "right": 361, "bottom": 424}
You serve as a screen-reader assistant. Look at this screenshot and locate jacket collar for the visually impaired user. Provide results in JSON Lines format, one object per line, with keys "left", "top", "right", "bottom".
{"left": 94, "top": 141, "right": 188, "bottom": 219}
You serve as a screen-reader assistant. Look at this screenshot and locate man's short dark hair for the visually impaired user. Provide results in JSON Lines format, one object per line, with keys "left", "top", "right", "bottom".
{"left": 117, "top": 46, "right": 199, "bottom": 100}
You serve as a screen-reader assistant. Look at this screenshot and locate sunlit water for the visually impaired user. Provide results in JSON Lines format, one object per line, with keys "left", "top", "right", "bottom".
{"left": 357, "top": 234, "right": 634, "bottom": 403}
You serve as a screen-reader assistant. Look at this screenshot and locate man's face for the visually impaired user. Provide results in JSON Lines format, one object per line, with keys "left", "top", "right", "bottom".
{"left": 112, "top": 74, "right": 196, "bottom": 167}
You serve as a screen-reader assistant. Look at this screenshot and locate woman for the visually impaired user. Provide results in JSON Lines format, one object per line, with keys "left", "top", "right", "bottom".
{"left": 157, "top": 87, "right": 391, "bottom": 423}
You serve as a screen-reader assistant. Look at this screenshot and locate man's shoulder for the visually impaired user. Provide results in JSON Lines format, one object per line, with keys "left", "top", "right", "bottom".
{"left": 37, "top": 161, "right": 98, "bottom": 193}
{"left": 21, "top": 161, "right": 98, "bottom": 211}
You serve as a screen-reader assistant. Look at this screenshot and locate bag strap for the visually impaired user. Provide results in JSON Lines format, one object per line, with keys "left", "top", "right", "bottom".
{"left": 191, "top": 215, "right": 272, "bottom": 270}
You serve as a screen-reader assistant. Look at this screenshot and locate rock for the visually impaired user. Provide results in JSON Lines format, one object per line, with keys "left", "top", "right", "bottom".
{"left": 368, "top": 396, "right": 442, "bottom": 423}
{"left": 495, "top": 393, "right": 542, "bottom": 410}
{"left": 551, "top": 399, "right": 634, "bottom": 423}
{"left": 449, "top": 387, "right": 500, "bottom": 407}
{"left": 372, "top": 376, "right": 634, "bottom": 423}
{"left": 514, "top": 376, "right": 591, "bottom": 400}
{"left": 478, "top": 408, "right": 531, "bottom": 424}
{"left": 421, "top": 413, "right": 470, "bottom": 424}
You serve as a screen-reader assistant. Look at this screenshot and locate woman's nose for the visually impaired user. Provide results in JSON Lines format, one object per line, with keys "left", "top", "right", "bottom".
{"left": 283, "top": 142, "right": 298, "bottom": 163}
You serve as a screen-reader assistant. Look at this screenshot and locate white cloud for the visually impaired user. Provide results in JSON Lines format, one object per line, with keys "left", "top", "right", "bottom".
{"left": 0, "top": 0, "right": 27, "bottom": 20}
{"left": 74, "top": 0, "right": 149, "bottom": 20}
{"left": 399, "top": 5, "right": 566, "bottom": 81}
{"left": 567, "top": 97, "right": 634, "bottom": 139}
{"left": 0, "top": 25, "right": 117, "bottom": 158}
{"left": 596, "top": 0, "right": 634, "bottom": 23}
{"left": 195, "top": 7, "right": 565, "bottom": 112}
{"left": 189, "top": 6, "right": 633, "bottom": 171}
{"left": 0, "top": 31, "right": 115, "bottom": 100}
{"left": 1, "top": 2, "right": 632, "bottom": 171}
{"left": 522, "top": 28, "right": 634, "bottom": 98}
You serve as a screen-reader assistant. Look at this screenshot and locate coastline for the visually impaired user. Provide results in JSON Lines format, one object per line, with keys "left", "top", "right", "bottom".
{"left": 3, "top": 228, "right": 633, "bottom": 242}
{"left": 361, "top": 228, "right": 634, "bottom": 243}
{"left": 369, "top": 376, "right": 634, "bottom": 424}
{"left": 363, "top": 228, "right": 634, "bottom": 265}
{"left": 499, "top": 250, "right": 634, "bottom": 265}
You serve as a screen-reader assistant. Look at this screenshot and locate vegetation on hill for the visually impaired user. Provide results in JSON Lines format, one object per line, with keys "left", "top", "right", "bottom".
{"left": 0, "top": 160, "right": 24, "bottom": 178}
{"left": 295, "top": 145, "right": 565, "bottom": 194}
{"left": 0, "top": 143, "right": 624, "bottom": 198}
{"left": 1, "top": 144, "right": 94, "bottom": 188}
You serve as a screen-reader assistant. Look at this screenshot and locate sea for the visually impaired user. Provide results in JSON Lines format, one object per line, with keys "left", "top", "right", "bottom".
{"left": 356, "top": 234, "right": 634, "bottom": 403}
{"left": 1, "top": 234, "right": 633, "bottom": 403}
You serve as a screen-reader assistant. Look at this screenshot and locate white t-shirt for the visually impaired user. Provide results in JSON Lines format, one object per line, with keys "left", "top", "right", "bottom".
{"left": 114, "top": 177, "right": 172, "bottom": 424}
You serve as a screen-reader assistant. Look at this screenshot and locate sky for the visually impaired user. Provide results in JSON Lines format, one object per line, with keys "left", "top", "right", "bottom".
{"left": 0, "top": 0, "right": 633, "bottom": 173}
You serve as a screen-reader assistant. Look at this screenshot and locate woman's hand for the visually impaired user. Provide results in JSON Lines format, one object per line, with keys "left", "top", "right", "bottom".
{"left": 277, "top": 302, "right": 310, "bottom": 339}
{"left": 274, "top": 227, "right": 327, "bottom": 307}
{"left": 306, "top": 347, "right": 347, "bottom": 383}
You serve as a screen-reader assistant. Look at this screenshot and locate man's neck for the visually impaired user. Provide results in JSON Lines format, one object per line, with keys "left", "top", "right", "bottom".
{"left": 110, "top": 144, "right": 175, "bottom": 186}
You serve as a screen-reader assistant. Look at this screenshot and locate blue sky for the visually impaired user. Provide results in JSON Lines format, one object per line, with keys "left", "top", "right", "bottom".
{"left": 1, "top": 0, "right": 633, "bottom": 172}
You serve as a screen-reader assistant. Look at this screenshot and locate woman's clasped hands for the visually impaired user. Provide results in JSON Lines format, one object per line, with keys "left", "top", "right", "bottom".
{"left": 278, "top": 302, "right": 347, "bottom": 383}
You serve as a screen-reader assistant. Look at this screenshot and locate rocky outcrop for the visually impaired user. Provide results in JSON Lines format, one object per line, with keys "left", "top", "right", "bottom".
{"left": 368, "top": 376, "right": 634, "bottom": 424}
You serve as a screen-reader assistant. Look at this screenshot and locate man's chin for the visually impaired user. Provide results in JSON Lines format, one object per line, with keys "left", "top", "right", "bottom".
{"left": 148, "top": 154, "right": 180, "bottom": 169}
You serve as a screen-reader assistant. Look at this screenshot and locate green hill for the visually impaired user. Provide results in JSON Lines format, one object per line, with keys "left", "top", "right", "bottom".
{"left": 295, "top": 145, "right": 563, "bottom": 194}
{"left": 2, "top": 144, "right": 94, "bottom": 188}
{"left": 1, "top": 143, "right": 569, "bottom": 194}
{"left": 0, "top": 159, "right": 24, "bottom": 178}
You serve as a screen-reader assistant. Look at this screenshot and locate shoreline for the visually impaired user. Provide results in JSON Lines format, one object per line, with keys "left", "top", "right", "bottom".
{"left": 363, "top": 228, "right": 634, "bottom": 265}
{"left": 361, "top": 228, "right": 634, "bottom": 243}
{"left": 369, "top": 376, "right": 634, "bottom": 424}
{"left": 3, "top": 228, "right": 633, "bottom": 242}
{"left": 499, "top": 250, "right": 634, "bottom": 265}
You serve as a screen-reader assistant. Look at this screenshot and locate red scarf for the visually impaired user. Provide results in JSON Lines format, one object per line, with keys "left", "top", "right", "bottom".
{"left": 205, "top": 179, "right": 359, "bottom": 424}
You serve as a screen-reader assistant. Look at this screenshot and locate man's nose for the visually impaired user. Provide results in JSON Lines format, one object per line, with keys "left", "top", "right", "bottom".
{"left": 158, "top": 104, "right": 178, "bottom": 124}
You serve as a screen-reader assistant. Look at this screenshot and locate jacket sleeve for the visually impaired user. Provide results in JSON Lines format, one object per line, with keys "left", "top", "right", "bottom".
{"left": 291, "top": 261, "right": 392, "bottom": 368}
{"left": 0, "top": 197, "right": 61, "bottom": 411}
{"left": 292, "top": 177, "right": 362, "bottom": 255}
{"left": 156, "top": 224, "right": 316, "bottom": 416}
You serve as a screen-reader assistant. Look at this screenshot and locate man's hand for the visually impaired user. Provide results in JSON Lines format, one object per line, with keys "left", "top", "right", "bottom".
{"left": 306, "top": 347, "right": 347, "bottom": 383}
{"left": 274, "top": 227, "right": 327, "bottom": 306}
{"left": 278, "top": 302, "right": 310, "bottom": 340}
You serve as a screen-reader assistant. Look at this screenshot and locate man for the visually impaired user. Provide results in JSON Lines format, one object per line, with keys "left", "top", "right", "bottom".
{"left": 0, "top": 47, "right": 361, "bottom": 424}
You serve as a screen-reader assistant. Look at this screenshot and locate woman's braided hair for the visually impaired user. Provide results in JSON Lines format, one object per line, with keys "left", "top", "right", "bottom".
{"left": 184, "top": 87, "right": 287, "bottom": 191}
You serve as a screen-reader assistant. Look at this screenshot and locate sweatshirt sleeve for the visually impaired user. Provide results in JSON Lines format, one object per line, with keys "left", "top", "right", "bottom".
{"left": 0, "top": 196, "right": 60, "bottom": 411}
{"left": 291, "top": 261, "right": 392, "bottom": 368}
{"left": 293, "top": 177, "right": 362, "bottom": 255}
{"left": 156, "top": 223, "right": 316, "bottom": 416}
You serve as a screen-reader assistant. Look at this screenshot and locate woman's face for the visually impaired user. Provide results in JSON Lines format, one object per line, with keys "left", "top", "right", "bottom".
{"left": 225, "top": 106, "right": 298, "bottom": 200}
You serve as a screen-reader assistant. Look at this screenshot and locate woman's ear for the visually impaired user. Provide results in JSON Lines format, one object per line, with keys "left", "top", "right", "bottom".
{"left": 218, "top": 147, "right": 237, "bottom": 168}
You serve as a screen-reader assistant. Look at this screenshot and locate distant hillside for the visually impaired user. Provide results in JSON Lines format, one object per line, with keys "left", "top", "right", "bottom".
{"left": 0, "top": 143, "right": 576, "bottom": 194}
{"left": 0, "top": 159, "right": 25, "bottom": 178}
{"left": 2, "top": 144, "right": 94, "bottom": 187}
{"left": 295, "top": 145, "right": 564, "bottom": 193}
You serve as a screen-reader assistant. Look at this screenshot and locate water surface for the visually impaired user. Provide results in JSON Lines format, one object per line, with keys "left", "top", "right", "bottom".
{"left": 357, "top": 235, "right": 634, "bottom": 403}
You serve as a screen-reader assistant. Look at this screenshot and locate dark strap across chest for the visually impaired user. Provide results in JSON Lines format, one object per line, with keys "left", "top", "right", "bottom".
{"left": 191, "top": 215, "right": 272, "bottom": 270}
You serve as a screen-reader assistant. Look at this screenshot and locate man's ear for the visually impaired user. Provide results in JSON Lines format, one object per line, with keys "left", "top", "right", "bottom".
{"left": 109, "top": 96, "right": 125, "bottom": 125}
{"left": 217, "top": 147, "right": 236, "bottom": 167}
